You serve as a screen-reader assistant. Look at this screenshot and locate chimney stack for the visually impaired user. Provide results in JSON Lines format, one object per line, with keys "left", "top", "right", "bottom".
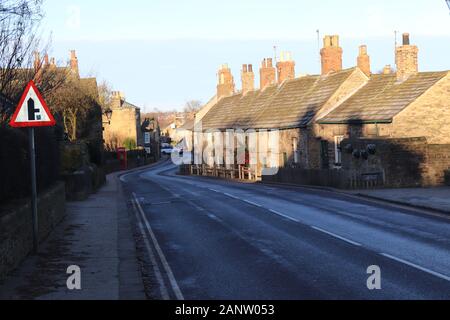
{"left": 395, "top": 33, "right": 418, "bottom": 81}
{"left": 70, "top": 50, "right": 80, "bottom": 78}
{"left": 357, "top": 45, "right": 371, "bottom": 77}
{"left": 260, "top": 58, "right": 276, "bottom": 89}
{"left": 217, "top": 64, "right": 235, "bottom": 99}
{"left": 320, "top": 35, "right": 343, "bottom": 75}
{"left": 276, "top": 51, "right": 295, "bottom": 84}
{"left": 44, "top": 54, "right": 49, "bottom": 66}
{"left": 383, "top": 65, "right": 392, "bottom": 75}
{"left": 241, "top": 64, "right": 255, "bottom": 95}
{"left": 33, "top": 51, "right": 41, "bottom": 71}
{"left": 111, "top": 91, "right": 125, "bottom": 108}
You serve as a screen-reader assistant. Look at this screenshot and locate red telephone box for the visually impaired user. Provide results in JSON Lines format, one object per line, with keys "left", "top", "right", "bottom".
{"left": 117, "top": 147, "right": 128, "bottom": 170}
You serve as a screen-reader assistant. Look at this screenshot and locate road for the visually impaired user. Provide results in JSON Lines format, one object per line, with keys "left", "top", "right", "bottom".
{"left": 120, "top": 160, "right": 450, "bottom": 300}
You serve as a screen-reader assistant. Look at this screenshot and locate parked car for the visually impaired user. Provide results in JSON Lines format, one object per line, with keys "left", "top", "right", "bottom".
{"left": 161, "top": 145, "right": 174, "bottom": 155}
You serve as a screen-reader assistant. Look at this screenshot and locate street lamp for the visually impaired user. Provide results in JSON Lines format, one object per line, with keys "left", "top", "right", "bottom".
{"left": 103, "top": 108, "right": 113, "bottom": 125}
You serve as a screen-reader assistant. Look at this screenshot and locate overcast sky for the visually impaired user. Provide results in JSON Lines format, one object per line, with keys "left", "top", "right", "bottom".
{"left": 41, "top": 0, "right": 450, "bottom": 111}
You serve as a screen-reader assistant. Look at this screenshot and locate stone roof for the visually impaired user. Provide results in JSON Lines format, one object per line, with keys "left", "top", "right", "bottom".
{"left": 80, "top": 77, "right": 99, "bottom": 100}
{"left": 318, "top": 71, "right": 449, "bottom": 124}
{"left": 113, "top": 98, "right": 140, "bottom": 110}
{"left": 201, "top": 68, "right": 357, "bottom": 130}
{"left": 179, "top": 118, "right": 195, "bottom": 131}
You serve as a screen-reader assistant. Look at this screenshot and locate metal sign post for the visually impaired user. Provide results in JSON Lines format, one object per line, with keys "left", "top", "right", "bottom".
{"left": 10, "top": 80, "right": 56, "bottom": 255}
{"left": 29, "top": 127, "right": 39, "bottom": 253}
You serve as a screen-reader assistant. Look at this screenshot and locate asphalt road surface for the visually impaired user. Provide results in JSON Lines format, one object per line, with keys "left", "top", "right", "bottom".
{"left": 120, "top": 160, "right": 450, "bottom": 300}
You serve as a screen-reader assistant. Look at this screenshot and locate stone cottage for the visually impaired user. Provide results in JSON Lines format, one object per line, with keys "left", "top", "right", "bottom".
{"left": 315, "top": 34, "right": 450, "bottom": 186}
{"left": 188, "top": 33, "right": 450, "bottom": 187}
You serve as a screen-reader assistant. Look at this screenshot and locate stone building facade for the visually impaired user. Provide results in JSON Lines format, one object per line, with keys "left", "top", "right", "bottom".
{"left": 103, "top": 91, "right": 143, "bottom": 150}
{"left": 189, "top": 33, "right": 450, "bottom": 187}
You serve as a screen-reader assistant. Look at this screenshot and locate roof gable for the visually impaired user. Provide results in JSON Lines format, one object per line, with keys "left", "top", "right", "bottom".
{"left": 318, "top": 71, "right": 449, "bottom": 124}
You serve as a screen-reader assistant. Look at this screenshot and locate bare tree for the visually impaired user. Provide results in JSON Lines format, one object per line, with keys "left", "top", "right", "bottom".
{"left": 0, "top": 0, "right": 66, "bottom": 123}
{"left": 47, "top": 79, "right": 99, "bottom": 141}
{"left": 98, "top": 80, "right": 113, "bottom": 111}
{"left": 184, "top": 100, "right": 202, "bottom": 114}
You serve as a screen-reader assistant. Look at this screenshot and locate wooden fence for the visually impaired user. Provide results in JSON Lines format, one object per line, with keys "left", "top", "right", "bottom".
{"left": 180, "top": 165, "right": 385, "bottom": 189}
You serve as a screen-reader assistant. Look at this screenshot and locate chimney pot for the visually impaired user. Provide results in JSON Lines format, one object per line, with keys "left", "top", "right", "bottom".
{"left": 403, "top": 33, "right": 410, "bottom": 46}
{"left": 396, "top": 32, "right": 418, "bottom": 81}
{"left": 383, "top": 65, "right": 392, "bottom": 74}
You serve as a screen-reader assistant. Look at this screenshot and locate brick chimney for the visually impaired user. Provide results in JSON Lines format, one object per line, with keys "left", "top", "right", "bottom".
{"left": 70, "top": 50, "right": 80, "bottom": 77}
{"left": 320, "top": 35, "right": 343, "bottom": 75}
{"left": 217, "top": 64, "right": 235, "bottom": 99}
{"left": 357, "top": 45, "right": 371, "bottom": 76}
{"left": 241, "top": 64, "right": 255, "bottom": 95}
{"left": 260, "top": 58, "right": 276, "bottom": 89}
{"left": 277, "top": 51, "right": 295, "bottom": 84}
{"left": 395, "top": 33, "right": 418, "bottom": 81}
{"left": 44, "top": 54, "right": 49, "bottom": 66}
{"left": 33, "top": 51, "right": 41, "bottom": 71}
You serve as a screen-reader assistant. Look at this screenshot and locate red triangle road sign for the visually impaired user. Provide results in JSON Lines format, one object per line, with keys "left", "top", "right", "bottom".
{"left": 9, "top": 80, "right": 56, "bottom": 128}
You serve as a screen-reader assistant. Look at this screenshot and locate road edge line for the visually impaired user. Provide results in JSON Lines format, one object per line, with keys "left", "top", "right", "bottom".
{"left": 380, "top": 253, "right": 450, "bottom": 282}
{"left": 132, "top": 192, "right": 185, "bottom": 300}
{"left": 131, "top": 197, "right": 170, "bottom": 300}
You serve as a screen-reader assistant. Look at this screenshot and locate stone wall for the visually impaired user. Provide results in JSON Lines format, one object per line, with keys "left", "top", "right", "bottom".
{"left": 263, "top": 167, "right": 348, "bottom": 189}
{"left": 391, "top": 73, "right": 450, "bottom": 144}
{"left": 341, "top": 137, "right": 450, "bottom": 187}
{"left": 426, "top": 144, "right": 450, "bottom": 186}
{"left": 0, "top": 182, "right": 66, "bottom": 282}
{"left": 341, "top": 137, "right": 427, "bottom": 188}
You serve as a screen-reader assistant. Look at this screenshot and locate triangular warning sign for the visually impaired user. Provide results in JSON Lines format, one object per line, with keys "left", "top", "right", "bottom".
{"left": 9, "top": 80, "right": 56, "bottom": 128}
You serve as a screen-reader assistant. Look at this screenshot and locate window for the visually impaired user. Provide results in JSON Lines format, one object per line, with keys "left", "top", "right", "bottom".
{"left": 292, "top": 138, "right": 299, "bottom": 164}
{"left": 334, "top": 136, "right": 345, "bottom": 166}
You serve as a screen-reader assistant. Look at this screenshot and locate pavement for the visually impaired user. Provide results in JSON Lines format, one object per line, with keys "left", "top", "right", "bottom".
{"left": 120, "top": 161, "right": 450, "bottom": 300}
{"left": 1, "top": 159, "right": 449, "bottom": 300}
{"left": 350, "top": 187, "right": 450, "bottom": 214}
{"left": 0, "top": 172, "right": 146, "bottom": 300}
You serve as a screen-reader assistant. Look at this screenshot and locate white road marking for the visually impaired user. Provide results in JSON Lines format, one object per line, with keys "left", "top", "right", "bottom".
{"left": 130, "top": 198, "right": 170, "bottom": 300}
{"left": 208, "top": 188, "right": 220, "bottom": 193}
{"left": 132, "top": 193, "right": 185, "bottom": 300}
{"left": 311, "top": 226, "right": 362, "bottom": 247}
{"left": 380, "top": 253, "right": 450, "bottom": 282}
{"left": 224, "top": 193, "right": 240, "bottom": 200}
{"left": 268, "top": 209, "right": 300, "bottom": 223}
{"left": 243, "top": 199, "right": 263, "bottom": 208}
{"left": 207, "top": 214, "right": 224, "bottom": 223}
